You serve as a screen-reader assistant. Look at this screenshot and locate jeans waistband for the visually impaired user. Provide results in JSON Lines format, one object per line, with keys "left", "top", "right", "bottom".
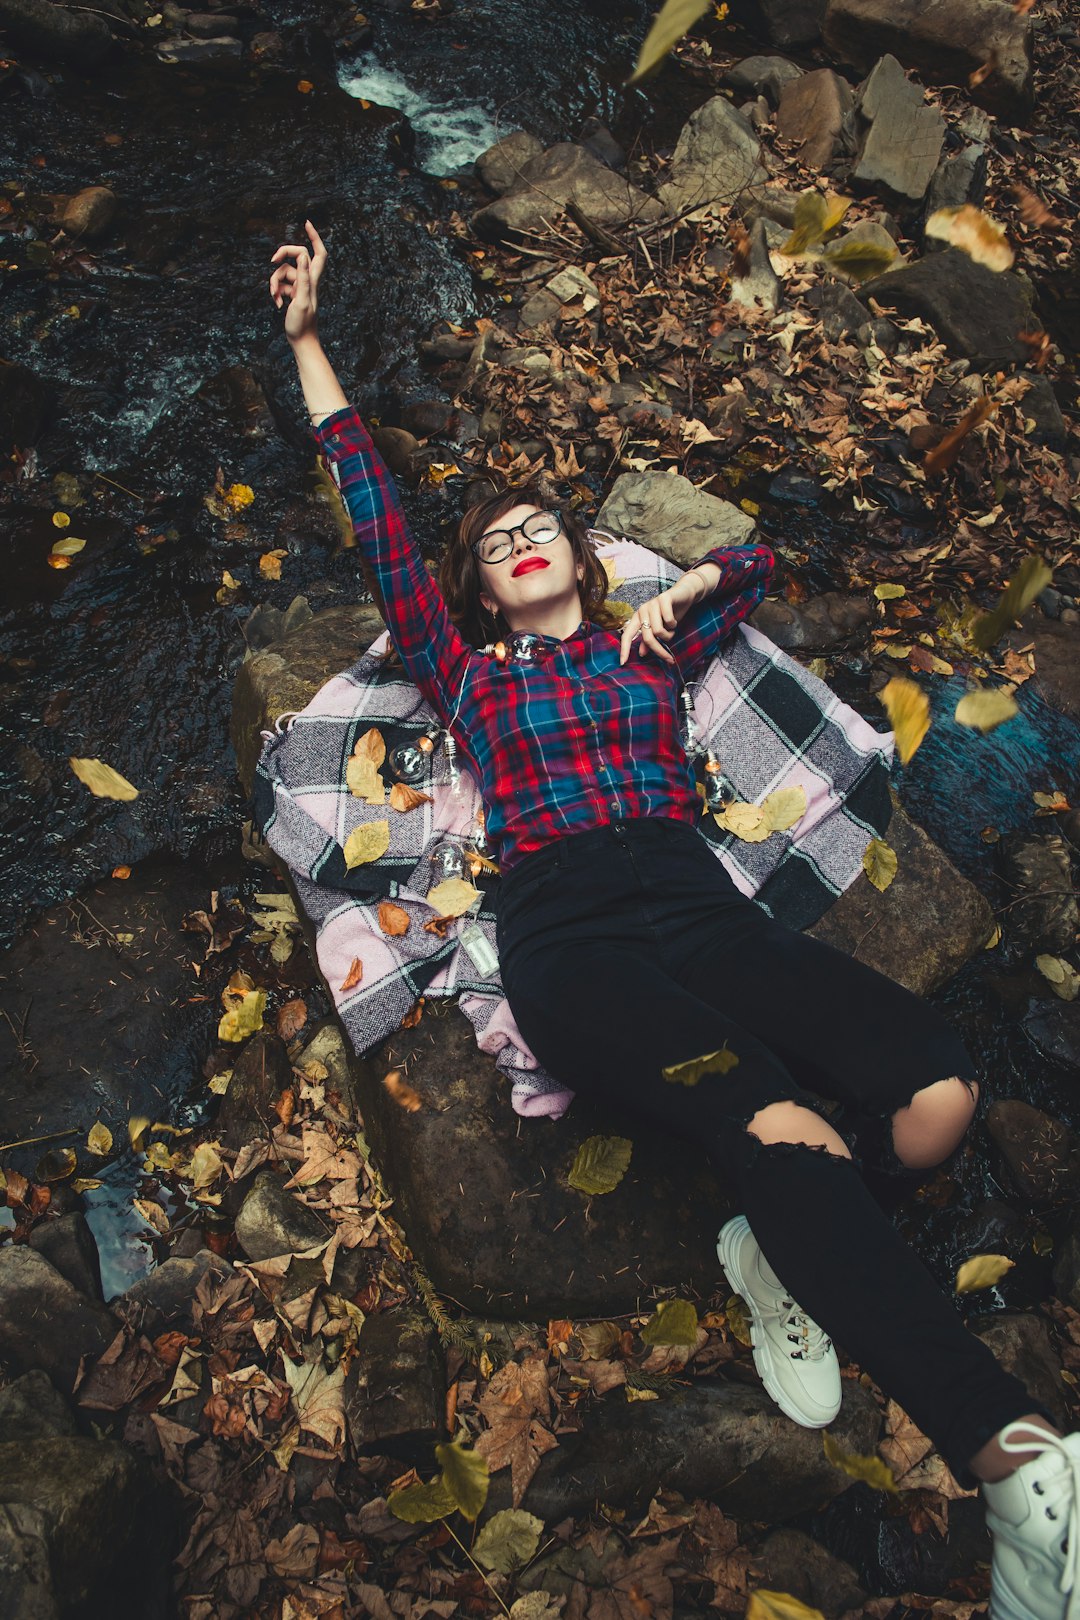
{"left": 502, "top": 816, "right": 695, "bottom": 889}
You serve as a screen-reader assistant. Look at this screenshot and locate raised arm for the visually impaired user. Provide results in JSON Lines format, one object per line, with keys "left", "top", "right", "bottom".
{"left": 271, "top": 222, "right": 474, "bottom": 723}
{"left": 618, "top": 540, "right": 775, "bottom": 680}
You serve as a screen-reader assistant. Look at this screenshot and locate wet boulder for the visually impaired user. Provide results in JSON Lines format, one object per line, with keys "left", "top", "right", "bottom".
{"left": 0, "top": 1434, "right": 172, "bottom": 1619}
{"left": 751, "top": 1527, "right": 868, "bottom": 1617}
{"left": 0, "top": 1246, "right": 117, "bottom": 1394}
{"left": 998, "top": 830, "right": 1079, "bottom": 955}
{"left": 55, "top": 185, "right": 118, "bottom": 243}
{"left": 985, "top": 1099, "right": 1080, "bottom": 1208}
{"left": 822, "top": 0, "right": 1034, "bottom": 123}
{"left": 597, "top": 468, "right": 757, "bottom": 566}
{"left": 724, "top": 54, "right": 804, "bottom": 105}
{"left": 235, "top": 1168, "right": 333, "bottom": 1262}
{"left": 231, "top": 602, "right": 386, "bottom": 792}
{"left": 344, "top": 1305, "right": 446, "bottom": 1460}
{"left": 752, "top": 591, "right": 872, "bottom": 652}
{"left": 657, "top": 97, "right": 770, "bottom": 222}
{"left": 0, "top": 359, "right": 54, "bottom": 455}
{"left": 27, "top": 1212, "right": 104, "bottom": 1302}
{"left": 218, "top": 1029, "right": 295, "bottom": 1150}
{"left": 863, "top": 248, "right": 1040, "bottom": 365}
{"left": 503, "top": 1377, "right": 881, "bottom": 1524}
{"left": 0, "top": 1370, "right": 77, "bottom": 1445}
{"left": 969, "top": 1311, "right": 1070, "bottom": 1431}
{"left": 472, "top": 143, "right": 664, "bottom": 245}
{"left": 1022, "top": 997, "right": 1080, "bottom": 1073}
{"left": 474, "top": 129, "right": 545, "bottom": 195}
{"left": 111, "top": 1250, "right": 225, "bottom": 1334}
{"left": 808, "top": 794, "right": 995, "bottom": 997}
{"left": 0, "top": 0, "right": 115, "bottom": 68}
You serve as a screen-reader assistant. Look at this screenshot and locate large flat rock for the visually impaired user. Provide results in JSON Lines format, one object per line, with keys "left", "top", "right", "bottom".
{"left": 863, "top": 248, "right": 1041, "bottom": 365}
{"left": 233, "top": 612, "right": 997, "bottom": 1315}
{"left": 471, "top": 142, "right": 664, "bottom": 246}
{"left": 823, "top": 0, "right": 1034, "bottom": 123}
{"left": 597, "top": 469, "right": 757, "bottom": 564}
{"left": 657, "top": 96, "right": 770, "bottom": 222}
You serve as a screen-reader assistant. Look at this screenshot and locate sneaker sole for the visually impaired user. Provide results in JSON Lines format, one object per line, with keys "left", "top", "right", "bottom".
{"left": 988, "top": 1557, "right": 1057, "bottom": 1620}
{"left": 716, "top": 1217, "right": 840, "bottom": 1429}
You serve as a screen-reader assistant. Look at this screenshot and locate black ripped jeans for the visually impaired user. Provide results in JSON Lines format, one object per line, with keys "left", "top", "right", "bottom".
{"left": 496, "top": 816, "right": 1054, "bottom": 1487}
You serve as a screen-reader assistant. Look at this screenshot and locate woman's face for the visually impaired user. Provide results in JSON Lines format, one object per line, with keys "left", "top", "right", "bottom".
{"left": 476, "top": 503, "right": 585, "bottom": 628}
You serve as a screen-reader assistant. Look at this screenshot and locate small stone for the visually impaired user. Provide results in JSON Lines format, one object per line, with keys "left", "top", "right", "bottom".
{"left": 235, "top": 1169, "right": 332, "bottom": 1262}
{"left": 297, "top": 1019, "right": 357, "bottom": 1117}
{"left": 57, "top": 186, "right": 118, "bottom": 242}
{"left": 1020, "top": 373, "right": 1068, "bottom": 450}
{"left": 924, "top": 144, "right": 988, "bottom": 234}
{"left": 725, "top": 54, "right": 804, "bottom": 105}
{"left": 812, "top": 277, "right": 870, "bottom": 339}
{"left": 730, "top": 217, "right": 781, "bottom": 312}
{"left": 28, "top": 1212, "right": 103, "bottom": 1302}
{"left": 344, "top": 1306, "right": 446, "bottom": 1458}
{"left": 518, "top": 287, "right": 562, "bottom": 329}
{"left": 110, "top": 1251, "right": 223, "bottom": 1332}
{"left": 776, "top": 67, "right": 853, "bottom": 168}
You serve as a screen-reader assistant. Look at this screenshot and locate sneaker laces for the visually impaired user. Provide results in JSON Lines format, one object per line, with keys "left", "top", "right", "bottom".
{"left": 998, "top": 1421, "right": 1080, "bottom": 1619}
{"left": 779, "top": 1296, "right": 832, "bottom": 1363}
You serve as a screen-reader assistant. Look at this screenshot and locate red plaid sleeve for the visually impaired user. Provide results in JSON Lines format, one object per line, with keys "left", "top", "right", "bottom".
{"left": 671, "top": 543, "right": 775, "bottom": 681}
{"left": 312, "top": 405, "right": 474, "bottom": 722}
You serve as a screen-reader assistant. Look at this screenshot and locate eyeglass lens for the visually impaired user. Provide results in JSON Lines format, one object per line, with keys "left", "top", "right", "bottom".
{"left": 478, "top": 511, "right": 562, "bottom": 562}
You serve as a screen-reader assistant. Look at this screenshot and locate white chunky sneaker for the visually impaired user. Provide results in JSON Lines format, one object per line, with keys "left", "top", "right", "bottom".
{"left": 982, "top": 1421, "right": 1080, "bottom": 1620}
{"left": 716, "top": 1214, "right": 841, "bottom": 1428}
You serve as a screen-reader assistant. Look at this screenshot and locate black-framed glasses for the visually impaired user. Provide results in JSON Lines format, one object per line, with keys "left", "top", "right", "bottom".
{"left": 471, "top": 510, "right": 564, "bottom": 566}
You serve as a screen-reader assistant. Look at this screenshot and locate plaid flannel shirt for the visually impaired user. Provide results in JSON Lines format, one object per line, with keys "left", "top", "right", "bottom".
{"left": 315, "top": 405, "right": 776, "bottom": 872}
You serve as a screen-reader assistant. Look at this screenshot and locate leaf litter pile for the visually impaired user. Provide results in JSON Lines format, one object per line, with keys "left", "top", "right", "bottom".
{"left": 8, "top": 2, "right": 1080, "bottom": 1616}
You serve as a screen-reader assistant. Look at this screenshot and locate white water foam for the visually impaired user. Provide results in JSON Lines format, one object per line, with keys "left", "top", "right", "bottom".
{"left": 338, "top": 58, "right": 513, "bottom": 176}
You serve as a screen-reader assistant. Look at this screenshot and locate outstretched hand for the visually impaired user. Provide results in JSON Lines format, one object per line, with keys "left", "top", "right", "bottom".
{"left": 618, "top": 571, "right": 706, "bottom": 666}
{"left": 269, "top": 220, "right": 327, "bottom": 344}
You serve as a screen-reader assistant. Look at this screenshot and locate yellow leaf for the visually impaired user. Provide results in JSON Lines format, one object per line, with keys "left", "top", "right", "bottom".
{"left": 51, "top": 536, "right": 86, "bottom": 557}
{"left": 925, "top": 205, "right": 1014, "bottom": 271}
{"left": 51, "top": 510, "right": 71, "bottom": 528}
{"left": 1036, "top": 955, "right": 1080, "bottom": 1001}
{"left": 971, "top": 555, "right": 1053, "bottom": 652}
{"left": 224, "top": 482, "right": 255, "bottom": 512}
{"left": 640, "top": 1298, "right": 699, "bottom": 1347}
{"left": 87, "top": 1123, "right": 113, "bottom": 1155}
{"left": 218, "top": 988, "right": 267, "bottom": 1042}
{"left": 820, "top": 239, "right": 897, "bottom": 283}
{"left": 353, "top": 727, "right": 387, "bottom": 767}
{"left": 956, "top": 1253, "right": 1015, "bottom": 1293}
{"left": 190, "top": 1141, "right": 224, "bottom": 1191}
{"left": 128, "top": 1115, "right": 151, "bottom": 1151}
{"left": 862, "top": 837, "right": 897, "bottom": 892}
{"left": 874, "top": 583, "right": 906, "bottom": 600}
{"left": 221, "top": 570, "right": 240, "bottom": 590}
{"left": 346, "top": 754, "right": 385, "bottom": 804}
{"left": 954, "top": 687, "right": 1019, "bottom": 733}
{"left": 780, "top": 190, "right": 829, "bottom": 256}
{"left": 662, "top": 1046, "right": 739, "bottom": 1085}
{"left": 822, "top": 1430, "right": 898, "bottom": 1493}
{"left": 878, "top": 677, "right": 930, "bottom": 765}
{"left": 761, "top": 785, "right": 806, "bottom": 832}
{"left": 626, "top": 0, "right": 711, "bottom": 82}
{"left": 259, "top": 549, "right": 287, "bottom": 580}
{"left": 568, "top": 1134, "right": 633, "bottom": 1194}
{"left": 748, "top": 1593, "right": 827, "bottom": 1620}
{"left": 713, "top": 801, "right": 770, "bottom": 841}
{"left": 984, "top": 924, "right": 1002, "bottom": 949}
{"left": 388, "top": 1478, "right": 457, "bottom": 1523}
{"left": 134, "top": 1196, "right": 170, "bottom": 1235}
{"left": 625, "top": 1384, "right": 660, "bottom": 1402}
{"left": 389, "top": 782, "right": 433, "bottom": 813}
{"left": 69, "top": 757, "right": 140, "bottom": 800}
{"left": 343, "top": 821, "right": 390, "bottom": 868}
{"left": 426, "top": 877, "right": 481, "bottom": 917}
{"left": 747, "top": 1593, "right": 827, "bottom": 1620}
{"left": 72, "top": 1177, "right": 103, "bottom": 1192}
{"left": 437, "top": 1441, "right": 490, "bottom": 1522}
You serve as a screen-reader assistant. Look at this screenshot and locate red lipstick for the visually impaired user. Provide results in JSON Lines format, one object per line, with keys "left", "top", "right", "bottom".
{"left": 512, "top": 557, "right": 550, "bottom": 577}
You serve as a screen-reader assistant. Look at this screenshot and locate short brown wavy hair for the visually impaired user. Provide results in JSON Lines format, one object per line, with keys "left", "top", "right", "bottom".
{"left": 442, "top": 482, "right": 624, "bottom": 647}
